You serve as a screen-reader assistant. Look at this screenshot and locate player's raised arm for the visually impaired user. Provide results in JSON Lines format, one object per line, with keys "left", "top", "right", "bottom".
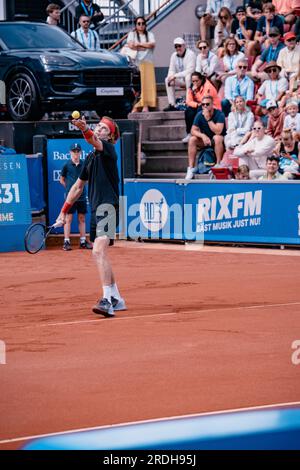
{"left": 71, "top": 114, "right": 103, "bottom": 151}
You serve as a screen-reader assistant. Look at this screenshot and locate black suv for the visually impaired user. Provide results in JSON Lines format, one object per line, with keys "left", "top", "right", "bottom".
{"left": 0, "top": 22, "right": 139, "bottom": 121}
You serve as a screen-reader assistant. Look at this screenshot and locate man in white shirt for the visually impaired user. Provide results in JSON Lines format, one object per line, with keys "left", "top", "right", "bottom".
{"left": 71, "top": 15, "right": 100, "bottom": 51}
{"left": 277, "top": 31, "right": 300, "bottom": 80}
{"left": 164, "top": 37, "right": 196, "bottom": 112}
{"left": 200, "top": 0, "right": 235, "bottom": 40}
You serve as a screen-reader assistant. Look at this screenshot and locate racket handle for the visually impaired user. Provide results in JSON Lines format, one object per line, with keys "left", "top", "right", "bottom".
{"left": 53, "top": 220, "right": 64, "bottom": 228}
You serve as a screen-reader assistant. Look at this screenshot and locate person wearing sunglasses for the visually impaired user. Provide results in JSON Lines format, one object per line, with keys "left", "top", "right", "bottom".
{"left": 222, "top": 59, "right": 254, "bottom": 116}
{"left": 71, "top": 14, "right": 100, "bottom": 51}
{"left": 195, "top": 40, "right": 218, "bottom": 80}
{"left": 75, "top": 0, "right": 104, "bottom": 29}
{"left": 251, "top": 27, "right": 285, "bottom": 81}
{"left": 256, "top": 61, "right": 288, "bottom": 106}
{"left": 127, "top": 17, "right": 156, "bottom": 113}
{"left": 185, "top": 95, "right": 226, "bottom": 179}
{"left": 199, "top": 0, "right": 235, "bottom": 41}
{"left": 214, "top": 7, "right": 233, "bottom": 49}
{"left": 277, "top": 32, "right": 300, "bottom": 81}
{"left": 233, "top": 121, "right": 276, "bottom": 178}
{"left": 163, "top": 37, "right": 196, "bottom": 112}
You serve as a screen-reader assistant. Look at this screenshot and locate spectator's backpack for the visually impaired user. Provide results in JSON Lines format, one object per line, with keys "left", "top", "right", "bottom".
{"left": 196, "top": 146, "right": 216, "bottom": 174}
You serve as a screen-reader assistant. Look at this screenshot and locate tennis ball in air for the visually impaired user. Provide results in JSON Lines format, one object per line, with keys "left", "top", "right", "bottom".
{"left": 72, "top": 110, "right": 80, "bottom": 119}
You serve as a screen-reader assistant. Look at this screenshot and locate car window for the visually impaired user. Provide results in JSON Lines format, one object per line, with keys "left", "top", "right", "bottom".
{"left": 0, "top": 23, "right": 84, "bottom": 50}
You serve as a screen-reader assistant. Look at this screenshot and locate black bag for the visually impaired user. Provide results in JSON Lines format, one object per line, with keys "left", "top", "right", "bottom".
{"left": 196, "top": 146, "right": 216, "bottom": 174}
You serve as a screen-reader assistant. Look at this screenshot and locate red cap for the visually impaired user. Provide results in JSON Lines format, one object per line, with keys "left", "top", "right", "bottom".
{"left": 284, "top": 31, "right": 296, "bottom": 41}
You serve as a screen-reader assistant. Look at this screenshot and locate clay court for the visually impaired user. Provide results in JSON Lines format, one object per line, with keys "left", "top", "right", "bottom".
{"left": 0, "top": 242, "right": 300, "bottom": 449}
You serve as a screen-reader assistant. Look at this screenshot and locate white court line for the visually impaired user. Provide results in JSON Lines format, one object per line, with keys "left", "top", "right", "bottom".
{"left": 20, "top": 300, "right": 300, "bottom": 329}
{"left": 1, "top": 401, "right": 300, "bottom": 445}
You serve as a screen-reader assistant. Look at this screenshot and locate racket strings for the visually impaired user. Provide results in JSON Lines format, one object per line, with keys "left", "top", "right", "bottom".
{"left": 25, "top": 224, "right": 46, "bottom": 253}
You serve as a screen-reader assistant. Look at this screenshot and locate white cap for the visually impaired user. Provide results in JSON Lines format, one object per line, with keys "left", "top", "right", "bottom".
{"left": 173, "top": 37, "right": 185, "bottom": 45}
{"left": 266, "top": 100, "right": 277, "bottom": 110}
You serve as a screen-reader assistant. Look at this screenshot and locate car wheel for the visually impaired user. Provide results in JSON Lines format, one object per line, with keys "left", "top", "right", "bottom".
{"left": 7, "top": 73, "right": 43, "bottom": 121}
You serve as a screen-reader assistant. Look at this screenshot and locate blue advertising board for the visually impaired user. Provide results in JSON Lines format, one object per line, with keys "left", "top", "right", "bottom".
{"left": 0, "top": 154, "right": 31, "bottom": 252}
{"left": 47, "top": 139, "right": 122, "bottom": 234}
{"left": 124, "top": 179, "right": 300, "bottom": 245}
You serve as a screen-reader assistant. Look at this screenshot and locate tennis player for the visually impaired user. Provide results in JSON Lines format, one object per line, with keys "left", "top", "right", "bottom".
{"left": 56, "top": 115, "right": 126, "bottom": 317}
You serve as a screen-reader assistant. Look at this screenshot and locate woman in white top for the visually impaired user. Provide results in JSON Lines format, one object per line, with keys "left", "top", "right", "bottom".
{"left": 225, "top": 96, "right": 254, "bottom": 149}
{"left": 214, "top": 7, "right": 233, "bottom": 49}
{"left": 195, "top": 40, "right": 218, "bottom": 79}
{"left": 216, "top": 37, "right": 245, "bottom": 83}
{"left": 127, "top": 17, "right": 156, "bottom": 112}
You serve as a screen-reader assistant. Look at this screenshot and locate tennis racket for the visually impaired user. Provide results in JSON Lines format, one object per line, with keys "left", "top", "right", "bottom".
{"left": 24, "top": 221, "right": 63, "bottom": 254}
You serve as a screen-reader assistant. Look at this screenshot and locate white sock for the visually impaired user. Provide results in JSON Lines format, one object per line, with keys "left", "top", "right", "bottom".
{"left": 111, "top": 283, "right": 121, "bottom": 300}
{"left": 80, "top": 237, "right": 86, "bottom": 243}
{"left": 103, "top": 285, "right": 112, "bottom": 301}
{"left": 64, "top": 238, "right": 70, "bottom": 243}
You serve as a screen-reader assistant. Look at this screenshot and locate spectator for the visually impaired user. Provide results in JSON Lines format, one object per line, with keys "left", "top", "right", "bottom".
{"left": 199, "top": 0, "right": 235, "bottom": 41}
{"left": 225, "top": 96, "right": 254, "bottom": 149}
{"left": 272, "top": 0, "right": 297, "bottom": 26}
{"left": 71, "top": 15, "right": 100, "bottom": 50}
{"left": 231, "top": 5, "right": 257, "bottom": 53}
{"left": 255, "top": 3, "right": 284, "bottom": 45}
{"left": 60, "top": 143, "right": 92, "bottom": 251}
{"left": 214, "top": 7, "right": 233, "bottom": 49}
{"left": 46, "top": 3, "right": 61, "bottom": 26}
{"left": 163, "top": 37, "right": 196, "bottom": 112}
{"left": 245, "top": 1, "right": 264, "bottom": 19}
{"left": 185, "top": 95, "right": 226, "bottom": 179}
{"left": 222, "top": 59, "right": 255, "bottom": 116}
{"left": 195, "top": 40, "right": 219, "bottom": 79}
{"left": 265, "top": 100, "right": 285, "bottom": 140}
{"left": 251, "top": 28, "right": 285, "bottom": 81}
{"left": 216, "top": 37, "right": 245, "bottom": 84}
{"left": 235, "top": 164, "right": 250, "bottom": 179}
{"left": 182, "top": 72, "right": 221, "bottom": 143}
{"left": 277, "top": 32, "right": 300, "bottom": 81}
{"left": 256, "top": 98, "right": 269, "bottom": 127}
{"left": 127, "top": 17, "right": 156, "bottom": 113}
{"left": 256, "top": 61, "right": 288, "bottom": 105}
{"left": 259, "top": 155, "right": 284, "bottom": 180}
{"left": 283, "top": 100, "right": 300, "bottom": 140}
{"left": 275, "top": 128, "right": 300, "bottom": 178}
{"left": 75, "top": 1, "right": 104, "bottom": 29}
{"left": 233, "top": 121, "right": 276, "bottom": 178}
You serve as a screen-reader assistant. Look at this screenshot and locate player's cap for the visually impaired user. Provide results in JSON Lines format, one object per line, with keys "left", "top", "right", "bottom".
{"left": 70, "top": 143, "right": 82, "bottom": 151}
{"left": 173, "top": 37, "right": 185, "bottom": 46}
{"left": 266, "top": 100, "right": 278, "bottom": 110}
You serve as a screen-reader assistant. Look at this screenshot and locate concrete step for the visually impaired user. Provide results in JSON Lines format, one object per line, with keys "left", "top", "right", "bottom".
{"left": 143, "top": 140, "right": 188, "bottom": 152}
{"left": 149, "top": 125, "right": 186, "bottom": 141}
{"left": 143, "top": 155, "right": 188, "bottom": 172}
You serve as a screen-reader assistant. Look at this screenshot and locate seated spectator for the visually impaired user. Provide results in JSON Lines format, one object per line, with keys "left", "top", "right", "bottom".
{"left": 46, "top": 3, "right": 61, "bottom": 26}
{"left": 252, "top": 27, "right": 285, "bottom": 81}
{"left": 182, "top": 72, "right": 221, "bottom": 143}
{"left": 222, "top": 59, "right": 255, "bottom": 116}
{"left": 256, "top": 98, "right": 269, "bottom": 127}
{"left": 216, "top": 37, "right": 245, "bottom": 83}
{"left": 199, "top": 0, "right": 235, "bottom": 41}
{"left": 272, "top": 0, "right": 297, "bottom": 26}
{"left": 233, "top": 121, "right": 276, "bottom": 178}
{"left": 231, "top": 5, "right": 257, "bottom": 54}
{"left": 275, "top": 128, "right": 300, "bottom": 178}
{"left": 277, "top": 32, "right": 300, "bottom": 81}
{"left": 254, "top": 3, "right": 284, "bottom": 46}
{"left": 265, "top": 100, "right": 285, "bottom": 140}
{"left": 256, "top": 61, "right": 288, "bottom": 103}
{"left": 259, "top": 155, "right": 285, "bottom": 180}
{"left": 214, "top": 7, "right": 233, "bottom": 49}
{"left": 164, "top": 37, "right": 196, "bottom": 112}
{"left": 71, "top": 15, "right": 100, "bottom": 50}
{"left": 245, "top": 1, "right": 264, "bottom": 19}
{"left": 185, "top": 95, "right": 226, "bottom": 179}
{"left": 75, "top": 1, "right": 104, "bottom": 29}
{"left": 195, "top": 40, "right": 219, "bottom": 80}
{"left": 283, "top": 100, "right": 300, "bottom": 140}
{"left": 225, "top": 96, "right": 254, "bottom": 149}
{"left": 235, "top": 164, "right": 250, "bottom": 179}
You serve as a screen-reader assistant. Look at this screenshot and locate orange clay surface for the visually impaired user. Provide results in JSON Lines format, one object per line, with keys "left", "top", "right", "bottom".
{"left": 0, "top": 242, "right": 300, "bottom": 449}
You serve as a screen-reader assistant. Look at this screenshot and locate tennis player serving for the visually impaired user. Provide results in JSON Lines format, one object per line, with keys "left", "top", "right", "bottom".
{"left": 56, "top": 114, "right": 126, "bottom": 317}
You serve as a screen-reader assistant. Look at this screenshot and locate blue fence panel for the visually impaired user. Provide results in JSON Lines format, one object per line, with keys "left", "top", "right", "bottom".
{"left": 26, "top": 154, "right": 45, "bottom": 213}
{"left": 0, "top": 154, "right": 31, "bottom": 252}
